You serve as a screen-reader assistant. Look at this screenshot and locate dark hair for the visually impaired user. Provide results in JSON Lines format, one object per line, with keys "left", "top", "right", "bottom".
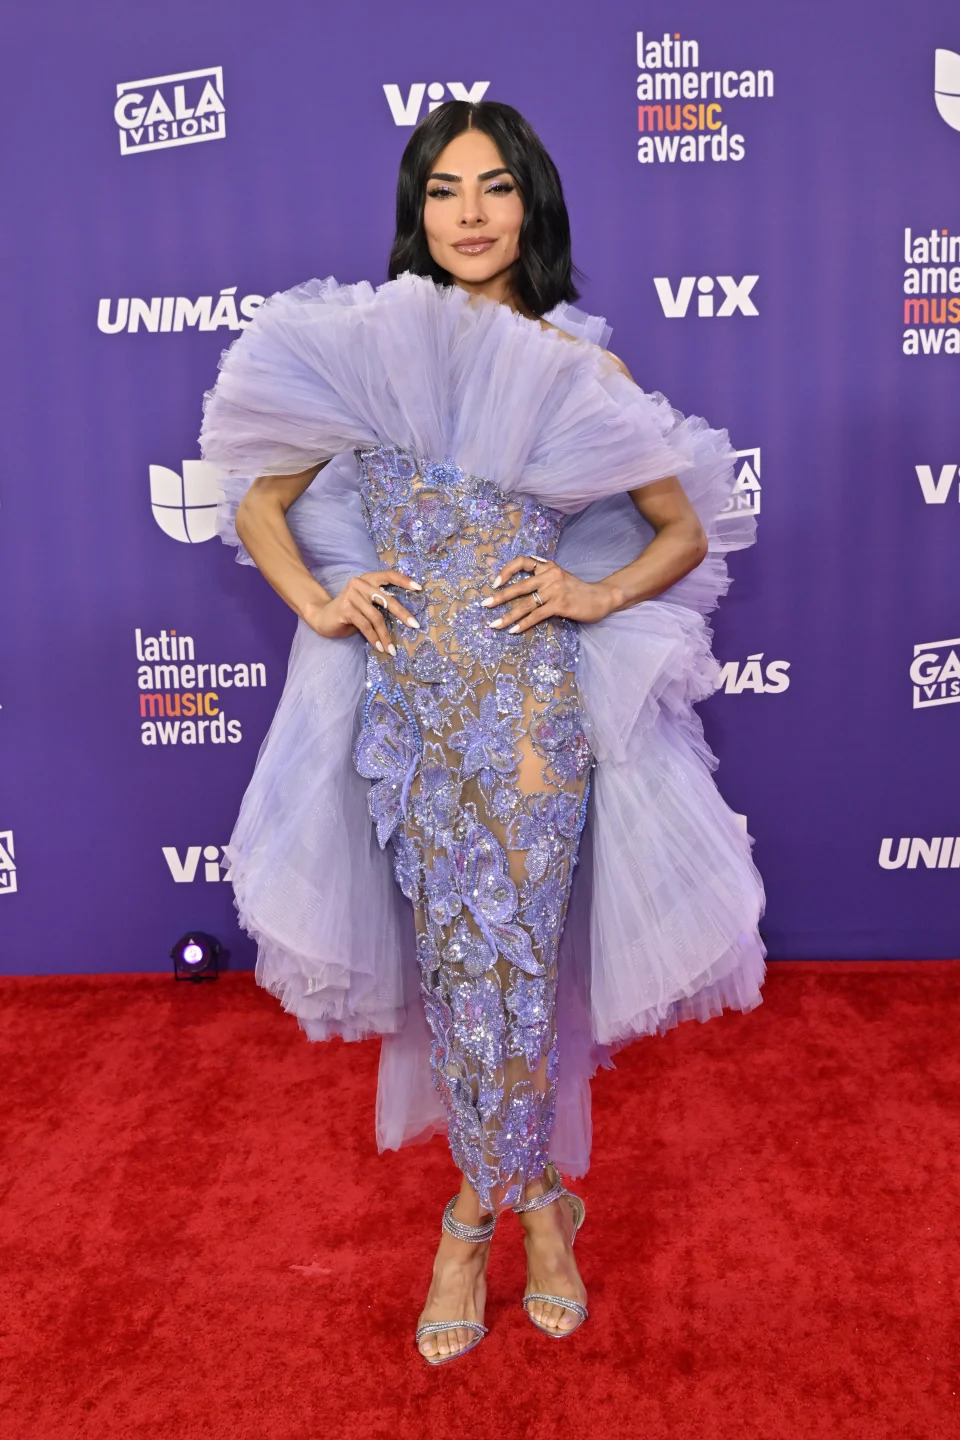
{"left": 388, "top": 100, "right": 581, "bottom": 315}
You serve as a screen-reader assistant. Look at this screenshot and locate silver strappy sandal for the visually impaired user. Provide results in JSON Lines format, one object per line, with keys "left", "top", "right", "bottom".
{"left": 414, "top": 1197, "right": 495, "bottom": 1366}
{"left": 513, "top": 1162, "right": 588, "bottom": 1338}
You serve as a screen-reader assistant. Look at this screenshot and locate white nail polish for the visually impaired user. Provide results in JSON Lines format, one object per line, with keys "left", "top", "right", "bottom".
{"left": 492, "top": 577, "right": 502, "bottom": 589}
{"left": 488, "top": 619, "right": 502, "bottom": 629}
{"left": 408, "top": 581, "right": 423, "bottom": 590}
{"left": 406, "top": 617, "right": 420, "bottom": 629}
{"left": 480, "top": 597, "right": 495, "bottom": 608}
{"left": 375, "top": 641, "right": 384, "bottom": 652}
{"left": 388, "top": 644, "right": 397, "bottom": 656}
{"left": 508, "top": 625, "right": 520, "bottom": 634}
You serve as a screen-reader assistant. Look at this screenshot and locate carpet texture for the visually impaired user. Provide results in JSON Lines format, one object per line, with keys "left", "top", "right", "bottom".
{"left": 1, "top": 962, "right": 957, "bottom": 1440}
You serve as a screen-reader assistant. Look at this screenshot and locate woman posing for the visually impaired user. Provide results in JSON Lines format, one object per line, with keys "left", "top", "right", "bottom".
{"left": 200, "top": 101, "right": 765, "bottom": 1365}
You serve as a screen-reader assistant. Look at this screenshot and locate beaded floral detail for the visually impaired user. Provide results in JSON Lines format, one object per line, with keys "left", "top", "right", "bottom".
{"left": 352, "top": 445, "right": 593, "bottom": 1209}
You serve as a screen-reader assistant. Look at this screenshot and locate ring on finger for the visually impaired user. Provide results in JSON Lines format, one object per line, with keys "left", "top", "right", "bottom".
{"left": 529, "top": 554, "right": 550, "bottom": 566}
{"left": 531, "top": 590, "right": 544, "bottom": 607}
{"left": 371, "top": 590, "right": 388, "bottom": 609}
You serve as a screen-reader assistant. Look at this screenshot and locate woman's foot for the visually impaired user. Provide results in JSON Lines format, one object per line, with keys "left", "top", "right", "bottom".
{"left": 416, "top": 1205, "right": 491, "bottom": 1362}
{"left": 517, "top": 1172, "right": 587, "bottom": 1334}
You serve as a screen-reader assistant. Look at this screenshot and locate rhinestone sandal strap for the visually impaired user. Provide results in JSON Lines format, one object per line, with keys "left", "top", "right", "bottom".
{"left": 415, "top": 1320, "right": 488, "bottom": 1340}
{"left": 441, "top": 1196, "right": 496, "bottom": 1243}
{"left": 511, "top": 1177, "right": 566, "bottom": 1214}
{"left": 523, "top": 1293, "right": 589, "bottom": 1322}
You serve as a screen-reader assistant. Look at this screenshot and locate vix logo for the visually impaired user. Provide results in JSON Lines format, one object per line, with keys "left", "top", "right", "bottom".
{"left": 150, "top": 461, "right": 226, "bottom": 543}
{"left": 114, "top": 67, "right": 226, "bottom": 155}
{"left": 162, "top": 846, "right": 231, "bottom": 883}
{"left": 654, "top": 275, "right": 759, "bottom": 318}
{"left": 383, "top": 82, "right": 490, "bottom": 126}
{"left": 935, "top": 49, "right": 960, "bottom": 131}
{"left": 0, "top": 830, "right": 15, "bottom": 895}
{"left": 915, "top": 463, "right": 959, "bottom": 503}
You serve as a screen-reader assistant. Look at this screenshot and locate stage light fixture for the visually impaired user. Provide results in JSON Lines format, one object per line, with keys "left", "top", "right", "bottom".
{"left": 170, "top": 931, "right": 221, "bottom": 982}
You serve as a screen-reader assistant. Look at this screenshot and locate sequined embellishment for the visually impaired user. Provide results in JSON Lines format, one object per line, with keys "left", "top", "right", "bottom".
{"left": 352, "top": 445, "right": 593, "bottom": 1210}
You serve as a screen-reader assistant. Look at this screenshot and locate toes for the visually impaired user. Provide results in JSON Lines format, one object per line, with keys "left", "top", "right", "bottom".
{"left": 419, "top": 1333, "right": 439, "bottom": 1361}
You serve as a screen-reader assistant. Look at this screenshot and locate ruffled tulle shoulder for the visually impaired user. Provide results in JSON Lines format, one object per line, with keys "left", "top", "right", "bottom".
{"left": 199, "top": 271, "right": 736, "bottom": 518}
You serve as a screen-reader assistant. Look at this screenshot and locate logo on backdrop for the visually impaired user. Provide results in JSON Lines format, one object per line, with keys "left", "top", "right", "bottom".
{"left": 717, "top": 655, "right": 790, "bottom": 695}
{"left": 162, "top": 846, "right": 231, "bottom": 883}
{"left": 635, "top": 31, "right": 773, "bottom": 164}
{"left": 383, "top": 82, "right": 490, "bottom": 126}
{"left": 0, "top": 831, "right": 15, "bottom": 895}
{"left": 902, "top": 228, "right": 960, "bottom": 355}
{"left": 719, "top": 447, "right": 761, "bottom": 519}
{"left": 910, "top": 638, "right": 960, "bottom": 708}
{"left": 98, "top": 288, "right": 263, "bottom": 335}
{"left": 150, "top": 462, "right": 226, "bottom": 543}
{"left": 935, "top": 48, "right": 960, "bottom": 131}
{"left": 879, "top": 837, "right": 960, "bottom": 870}
{"left": 114, "top": 68, "right": 226, "bottom": 155}
{"left": 135, "top": 628, "right": 268, "bottom": 746}
{"left": 915, "top": 463, "right": 960, "bottom": 503}
{"left": 654, "top": 275, "right": 759, "bottom": 318}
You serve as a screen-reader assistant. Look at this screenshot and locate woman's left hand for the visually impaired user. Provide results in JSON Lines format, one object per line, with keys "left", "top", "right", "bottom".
{"left": 482, "top": 555, "right": 617, "bottom": 634}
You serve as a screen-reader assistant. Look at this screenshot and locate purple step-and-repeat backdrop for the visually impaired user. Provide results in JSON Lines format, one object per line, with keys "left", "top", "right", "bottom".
{"left": 1, "top": 0, "right": 958, "bottom": 974}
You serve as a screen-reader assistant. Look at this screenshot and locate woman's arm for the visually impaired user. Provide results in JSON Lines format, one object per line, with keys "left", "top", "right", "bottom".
{"left": 234, "top": 467, "right": 422, "bottom": 652}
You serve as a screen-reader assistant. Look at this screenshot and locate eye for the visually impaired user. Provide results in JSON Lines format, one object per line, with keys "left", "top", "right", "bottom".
{"left": 487, "top": 182, "right": 516, "bottom": 195}
{"left": 427, "top": 186, "right": 455, "bottom": 199}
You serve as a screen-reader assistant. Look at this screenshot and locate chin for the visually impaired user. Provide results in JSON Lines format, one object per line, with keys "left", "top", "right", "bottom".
{"left": 442, "top": 251, "right": 514, "bottom": 286}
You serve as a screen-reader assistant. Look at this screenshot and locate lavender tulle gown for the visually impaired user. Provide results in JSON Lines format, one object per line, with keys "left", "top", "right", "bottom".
{"left": 199, "top": 273, "right": 766, "bottom": 1208}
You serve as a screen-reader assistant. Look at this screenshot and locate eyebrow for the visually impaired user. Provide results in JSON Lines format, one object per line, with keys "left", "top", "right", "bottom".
{"left": 427, "top": 167, "right": 512, "bottom": 182}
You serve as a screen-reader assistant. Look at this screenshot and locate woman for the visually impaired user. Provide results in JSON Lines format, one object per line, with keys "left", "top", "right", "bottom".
{"left": 200, "top": 100, "right": 766, "bottom": 1365}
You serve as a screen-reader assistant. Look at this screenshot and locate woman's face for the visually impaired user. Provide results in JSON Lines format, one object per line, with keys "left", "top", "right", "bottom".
{"left": 422, "top": 128, "right": 524, "bottom": 301}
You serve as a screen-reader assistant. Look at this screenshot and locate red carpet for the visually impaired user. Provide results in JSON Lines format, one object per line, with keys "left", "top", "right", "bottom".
{"left": 1, "top": 962, "right": 957, "bottom": 1440}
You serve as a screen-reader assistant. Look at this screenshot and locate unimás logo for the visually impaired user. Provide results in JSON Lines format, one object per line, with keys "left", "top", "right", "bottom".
{"left": 635, "top": 30, "right": 773, "bottom": 164}
{"left": 879, "top": 836, "right": 960, "bottom": 869}
{"left": 654, "top": 274, "right": 759, "bottom": 318}
{"left": 98, "top": 287, "right": 263, "bottom": 335}
{"left": 0, "top": 830, "right": 15, "bottom": 895}
{"left": 114, "top": 67, "right": 225, "bottom": 155}
{"left": 162, "top": 845, "right": 231, "bottom": 883}
{"left": 902, "top": 227, "right": 960, "bottom": 355}
{"left": 915, "top": 462, "right": 960, "bottom": 503}
{"left": 719, "top": 447, "right": 761, "bottom": 520}
{"left": 135, "top": 627, "right": 268, "bottom": 745}
{"left": 935, "top": 48, "right": 960, "bottom": 131}
{"left": 150, "top": 461, "right": 226, "bottom": 543}
{"left": 383, "top": 82, "right": 490, "bottom": 126}
{"left": 910, "top": 638, "right": 960, "bottom": 708}
{"left": 717, "top": 654, "right": 790, "bottom": 695}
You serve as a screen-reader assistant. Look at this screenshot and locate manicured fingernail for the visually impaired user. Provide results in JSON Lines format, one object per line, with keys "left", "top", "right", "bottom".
{"left": 407, "top": 580, "right": 423, "bottom": 590}
{"left": 375, "top": 641, "right": 384, "bottom": 652}
{"left": 405, "top": 617, "right": 420, "bottom": 629}
{"left": 492, "top": 575, "right": 502, "bottom": 589}
{"left": 480, "top": 597, "right": 495, "bottom": 608}
{"left": 388, "top": 643, "right": 397, "bottom": 656}
{"left": 508, "top": 625, "right": 520, "bottom": 634}
{"left": 488, "top": 618, "right": 503, "bottom": 628}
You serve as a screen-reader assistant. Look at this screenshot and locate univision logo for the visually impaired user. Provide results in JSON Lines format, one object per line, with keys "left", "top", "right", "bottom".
{"left": 935, "top": 49, "right": 960, "bottom": 131}
{"left": 150, "top": 461, "right": 226, "bottom": 543}
{"left": 0, "top": 830, "right": 15, "bottom": 895}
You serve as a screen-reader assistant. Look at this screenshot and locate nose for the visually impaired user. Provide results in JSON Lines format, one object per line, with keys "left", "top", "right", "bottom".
{"left": 457, "top": 186, "right": 487, "bottom": 226}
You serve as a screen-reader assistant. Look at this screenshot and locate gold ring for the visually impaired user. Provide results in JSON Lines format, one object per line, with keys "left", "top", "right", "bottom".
{"left": 532, "top": 590, "right": 544, "bottom": 607}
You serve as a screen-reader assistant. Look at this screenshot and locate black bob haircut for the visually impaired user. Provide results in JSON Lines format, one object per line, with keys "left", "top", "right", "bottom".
{"left": 388, "top": 100, "right": 582, "bottom": 316}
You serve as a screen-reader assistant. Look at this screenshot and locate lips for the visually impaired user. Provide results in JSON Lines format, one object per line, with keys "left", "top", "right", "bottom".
{"left": 452, "top": 238, "right": 495, "bottom": 254}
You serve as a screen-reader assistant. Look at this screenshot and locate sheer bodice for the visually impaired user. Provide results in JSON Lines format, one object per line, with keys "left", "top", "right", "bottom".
{"left": 353, "top": 445, "right": 592, "bottom": 1208}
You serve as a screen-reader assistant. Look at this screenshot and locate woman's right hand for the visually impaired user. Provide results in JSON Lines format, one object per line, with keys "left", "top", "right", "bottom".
{"left": 302, "top": 570, "right": 423, "bottom": 654}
